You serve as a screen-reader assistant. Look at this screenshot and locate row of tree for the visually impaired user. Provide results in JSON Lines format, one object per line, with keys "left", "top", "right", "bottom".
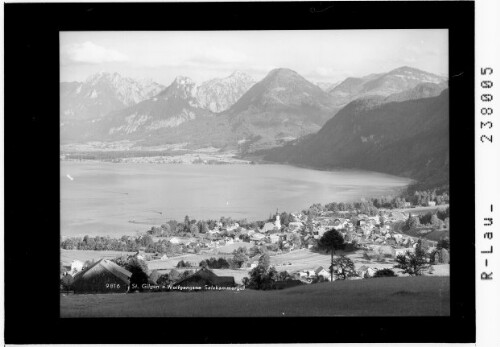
{"left": 60, "top": 234, "right": 184, "bottom": 254}
{"left": 403, "top": 208, "right": 450, "bottom": 231}
{"left": 303, "top": 188, "right": 449, "bottom": 217}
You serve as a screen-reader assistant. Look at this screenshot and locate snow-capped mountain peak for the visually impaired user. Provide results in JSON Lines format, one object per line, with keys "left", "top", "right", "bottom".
{"left": 60, "top": 72, "right": 165, "bottom": 121}
{"left": 196, "top": 71, "right": 256, "bottom": 113}
{"left": 157, "top": 76, "right": 198, "bottom": 101}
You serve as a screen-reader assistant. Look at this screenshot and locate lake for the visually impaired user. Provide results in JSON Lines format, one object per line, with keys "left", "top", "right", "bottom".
{"left": 60, "top": 161, "right": 412, "bottom": 237}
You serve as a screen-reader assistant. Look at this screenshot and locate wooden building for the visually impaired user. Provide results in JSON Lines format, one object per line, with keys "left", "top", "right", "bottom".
{"left": 72, "top": 259, "right": 132, "bottom": 294}
{"left": 173, "top": 268, "right": 235, "bottom": 288}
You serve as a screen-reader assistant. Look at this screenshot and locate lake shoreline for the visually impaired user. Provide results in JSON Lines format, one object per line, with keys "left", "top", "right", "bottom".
{"left": 61, "top": 160, "right": 413, "bottom": 237}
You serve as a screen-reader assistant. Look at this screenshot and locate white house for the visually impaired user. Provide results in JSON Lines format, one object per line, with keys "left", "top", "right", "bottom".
{"left": 393, "top": 233, "right": 403, "bottom": 243}
{"left": 315, "top": 266, "right": 331, "bottom": 280}
{"left": 357, "top": 265, "right": 376, "bottom": 278}
{"left": 269, "top": 234, "right": 280, "bottom": 243}
{"left": 169, "top": 237, "right": 182, "bottom": 244}
{"left": 160, "top": 254, "right": 168, "bottom": 261}
{"left": 71, "top": 260, "right": 84, "bottom": 274}
{"left": 227, "top": 223, "right": 239, "bottom": 232}
{"left": 361, "top": 225, "right": 372, "bottom": 237}
{"left": 251, "top": 232, "right": 266, "bottom": 242}
{"left": 261, "top": 222, "right": 276, "bottom": 233}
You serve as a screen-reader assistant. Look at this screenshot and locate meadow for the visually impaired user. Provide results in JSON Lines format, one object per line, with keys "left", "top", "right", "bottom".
{"left": 60, "top": 276, "right": 450, "bottom": 317}
{"left": 60, "top": 249, "right": 136, "bottom": 266}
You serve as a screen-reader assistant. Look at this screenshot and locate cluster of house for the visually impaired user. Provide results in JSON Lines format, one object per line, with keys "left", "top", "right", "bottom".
{"left": 61, "top": 206, "right": 447, "bottom": 294}
{"left": 61, "top": 256, "right": 239, "bottom": 294}
{"left": 135, "top": 209, "right": 433, "bottom": 266}
{"left": 273, "top": 264, "right": 381, "bottom": 285}
{"left": 136, "top": 207, "right": 436, "bottom": 262}
{"left": 61, "top": 259, "right": 133, "bottom": 294}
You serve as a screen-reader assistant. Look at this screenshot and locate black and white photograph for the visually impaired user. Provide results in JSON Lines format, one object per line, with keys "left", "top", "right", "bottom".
{"left": 4, "top": 1, "right": 481, "bottom": 344}
{"left": 59, "top": 29, "right": 451, "bottom": 317}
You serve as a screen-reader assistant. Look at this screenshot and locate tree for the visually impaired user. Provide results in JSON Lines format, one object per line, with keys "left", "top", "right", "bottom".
{"left": 247, "top": 265, "right": 278, "bottom": 290}
{"left": 280, "top": 212, "right": 291, "bottom": 226}
{"left": 258, "top": 253, "right": 270, "bottom": 269}
{"left": 290, "top": 233, "right": 302, "bottom": 249}
{"left": 156, "top": 274, "right": 170, "bottom": 286}
{"left": 216, "top": 258, "right": 230, "bottom": 269}
{"left": 232, "top": 247, "right": 249, "bottom": 268}
{"left": 249, "top": 245, "right": 263, "bottom": 258}
{"left": 395, "top": 241, "right": 430, "bottom": 276}
{"left": 189, "top": 224, "right": 199, "bottom": 234}
{"left": 140, "top": 234, "right": 154, "bottom": 248}
{"left": 126, "top": 257, "right": 149, "bottom": 291}
{"left": 437, "top": 237, "right": 450, "bottom": 251}
{"left": 431, "top": 248, "right": 450, "bottom": 264}
{"left": 404, "top": 214, "right": 420, "bottom": 231}
{"left": 61, "top": 238, "right": 77, "bottom": 250}
{"left": 177, "top": 260, "right": 189, "bottom": 268}
{"left": 169, "top": 269, "right": 180, "bottom": 282}
{"left": 180, "top": 270, "right": 193, "bottom": 280}
{"left": 276, "top": 271, "right": 294, "bottom": 281}
{"left": 331, "top": 255, "right": 357, "bottom": 280}
{"left": 430, "top": 214, "right": 443, "bottom": 228}
{"left": 184, "top": 215, "right": 191, "bottom": 232}
{"left": 318, "top": 229, "right": 346, "bottom": 281}
{"left": 199, "top": 260, "right": 208, "bottom": 268}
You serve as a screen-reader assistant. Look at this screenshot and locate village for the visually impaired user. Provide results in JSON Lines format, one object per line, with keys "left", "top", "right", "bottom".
{"left": 60, "top": 197, "right": 450, "bottom": 294}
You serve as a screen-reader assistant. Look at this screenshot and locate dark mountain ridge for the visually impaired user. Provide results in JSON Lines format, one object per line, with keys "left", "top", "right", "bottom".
{"left": 262, "top": 89, "right": 449, "bottom": 188}
{"left": 329, "top": 66, "right": 447, "bottom": 108}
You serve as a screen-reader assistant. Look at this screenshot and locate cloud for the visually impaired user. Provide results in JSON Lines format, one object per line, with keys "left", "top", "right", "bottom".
{"left": 188, "top": 47, "right": 247, "bottom": 66}
{"left": 62, "top": 41, "right": 129, "bottom": 64}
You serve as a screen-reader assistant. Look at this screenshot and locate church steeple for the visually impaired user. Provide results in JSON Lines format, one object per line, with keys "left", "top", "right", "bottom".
{"left": 275, "top": 209, "right": 281, "bottom": 229}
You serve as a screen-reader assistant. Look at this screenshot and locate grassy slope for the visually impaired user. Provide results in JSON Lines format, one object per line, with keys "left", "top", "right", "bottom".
{"left": 61, "top": 276, "right": 449, "bottom": 317}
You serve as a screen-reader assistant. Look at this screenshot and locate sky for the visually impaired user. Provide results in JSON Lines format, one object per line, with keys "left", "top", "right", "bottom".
{"left": 60, "top": 30, "right": 448, "bottom": 86}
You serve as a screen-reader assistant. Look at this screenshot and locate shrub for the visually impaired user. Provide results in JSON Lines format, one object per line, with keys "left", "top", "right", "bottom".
{"left": 395, "top": 241, "right": 430, "bottom": 276}
{"left": 437, "top": 237, "right": 450, "bottom": 251}
{"left": 373, "top": 268, "right": 397, "bottom": 277}
{"left": 431, "top": 248, "right": 450, "bottom": 264}
{"left": 176, "top": 260, "right": 192, "bottom": 268}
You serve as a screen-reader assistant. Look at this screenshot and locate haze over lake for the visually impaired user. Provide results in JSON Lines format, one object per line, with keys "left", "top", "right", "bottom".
{"left": 61, "top": 161, "right": 412, "bottom": 237}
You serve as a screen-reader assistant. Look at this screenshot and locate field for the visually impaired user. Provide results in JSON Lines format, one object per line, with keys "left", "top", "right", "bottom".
{"left": 396, "top": 204, "right": 449, "bottom": 215}
{"left": 60, "top": 250, "right": 136, "bottom": 266}
{"left": 62, "top": 248, "right": 449, "bottom": 281}
{"left": 60, "top": 276, "right": 450, "bottom": 317}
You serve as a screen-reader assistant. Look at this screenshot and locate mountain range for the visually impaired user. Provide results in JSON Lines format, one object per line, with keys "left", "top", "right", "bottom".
{"left": 261, "top": 89, "right": 449, "bottom": 188}
{"left": 63, "top": 66, "right": 446, "bottom": 148}
{"left": 328, "top": 66, "right": 447, "bottom": 108}
{"left": 60, "top": 72, "right": 165, "bottom": 122}
{"left": 197, "top": 71, "right": 256, "bottom": 113}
